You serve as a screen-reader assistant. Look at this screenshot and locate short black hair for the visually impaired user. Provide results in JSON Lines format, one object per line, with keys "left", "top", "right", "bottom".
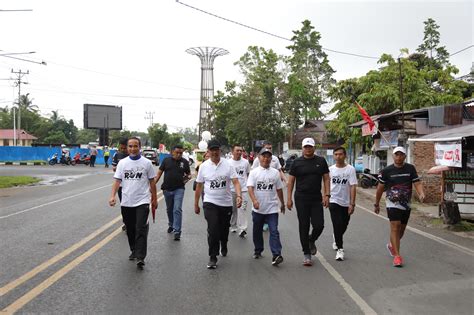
{"left": 232, "top": 144, "right": 243, "bottom": 150}
{"left": 334, "top": 146, "right": 346, "bottom": 155}
{"left": 172, "top": 144, "right": 184, "bottom": 151}
{"left": 128, "top": 136, "right": 141, "bottom": 147}
{"left": 119, "top": 137, "right": 128, "bottom": 146}
{"left": 262, "top": 140, "right": 272, "bottom": 146}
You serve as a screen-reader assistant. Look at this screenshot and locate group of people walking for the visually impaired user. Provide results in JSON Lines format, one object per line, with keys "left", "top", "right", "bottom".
{"left": 108, "top": 136, "right": 424, "bottom": 270}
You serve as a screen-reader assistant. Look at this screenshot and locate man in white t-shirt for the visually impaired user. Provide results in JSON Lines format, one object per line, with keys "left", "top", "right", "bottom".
{"left": 251, "top": 141, "right": 286, "bottom": 183}
{"left": 247, "top": 147, "right": 285, "bottom": 266}
{"left": 229, "top": 144, "right": 251, "bottom": 237}
{"left": 109, "top": 137, "right": 157, "bottom": 269}
{"left": 329, "top": 146, "right": 357, "bottom": 261}
{"left": 194, "top": 139, "right": 242, "bottom": 269}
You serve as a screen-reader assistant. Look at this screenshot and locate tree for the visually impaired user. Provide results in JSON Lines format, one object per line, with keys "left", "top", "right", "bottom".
{"left": 148, "top": 123, "right": 169, "bottom": 149}
{"left": 416, "top": 18, "right": 449, "bottom": 68}
{"left": 286, "top": 20, "right": 335, "bottom": 120}
{"left": 43, "top": 130, "right": 68, "bottom": 144}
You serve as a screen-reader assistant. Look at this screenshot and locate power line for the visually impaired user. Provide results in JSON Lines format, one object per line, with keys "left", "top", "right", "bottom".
{"left": 449, "top": 45, "right": 474, "bottom": 57}
{"left": 176, "top": 0, "right": 379, "bottom": 60}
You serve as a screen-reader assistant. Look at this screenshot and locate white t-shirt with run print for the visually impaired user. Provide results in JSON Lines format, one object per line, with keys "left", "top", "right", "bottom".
{"left": 251, "top": 155, "right": 281, "bottom": 170}
{"left": 329, "top": 164, "right": 357, "bottom": 207}
{"left": 247, "top": 166, "right": 283, "bottom": 214}
{"left": 196, "top": 158, "right": 238, "bottom": 207}
{"left": 114, "top": 156, "right": 156, "bottom": 207}
{"left": 228, "top": 158, "right": 250, "bottom": 192}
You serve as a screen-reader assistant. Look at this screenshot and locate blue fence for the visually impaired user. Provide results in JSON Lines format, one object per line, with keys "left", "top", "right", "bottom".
{"left": 0, "top": 146, "right": 116, "bottom": 165}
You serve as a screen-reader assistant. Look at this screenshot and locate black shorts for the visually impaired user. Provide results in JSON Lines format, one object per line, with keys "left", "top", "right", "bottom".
{"left": 387, "top": 208, "right": 411, "bottom": 224}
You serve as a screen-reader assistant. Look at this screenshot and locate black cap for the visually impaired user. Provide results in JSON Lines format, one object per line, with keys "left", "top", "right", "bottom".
{"left": 207, "top": 139, "right": 221, "bottom": 149}
{"left": 259, "top": 147, "right": 272, "bottom": 155}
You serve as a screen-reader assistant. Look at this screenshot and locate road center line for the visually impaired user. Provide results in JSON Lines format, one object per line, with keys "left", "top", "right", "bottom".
{"left": 0, "top": 192, "right": 164, "bottom": 298}
{"left": 0, "top": 184, "right": 111, "bottom": 220}
{"left": 316, "top": 252, "right": 377, "bottom": 315}
{"left": 356, "top": 204, "right": 474, "bottom": 257}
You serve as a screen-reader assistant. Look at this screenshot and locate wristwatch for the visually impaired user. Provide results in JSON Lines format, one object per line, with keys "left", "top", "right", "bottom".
{"left": 325, "top": 194, "right": 331, "bottom": 198}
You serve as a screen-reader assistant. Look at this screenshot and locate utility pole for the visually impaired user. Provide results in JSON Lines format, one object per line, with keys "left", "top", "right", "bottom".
{"left": 145, "top": 111, "right": 155, "bottom": 127}
{"left": 11, "top": 69, "right": 29, "bottom": 140}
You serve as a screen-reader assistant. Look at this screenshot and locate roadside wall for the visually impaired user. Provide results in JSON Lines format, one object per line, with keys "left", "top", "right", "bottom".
{"left": 0, "top": 147, "right": 115, "bottom": 165}
{"left": 412, "top": 141, "right": 441, "bottom": 203}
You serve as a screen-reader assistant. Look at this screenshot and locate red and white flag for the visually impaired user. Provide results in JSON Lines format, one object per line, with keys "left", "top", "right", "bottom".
{"left": 355, "top": 101, "right": 375, "bottom": 131}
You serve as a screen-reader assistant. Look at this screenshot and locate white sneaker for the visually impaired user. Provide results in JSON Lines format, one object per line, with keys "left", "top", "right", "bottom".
{"left": 332, "top": 242, "right": 338, "bottom": 251}
{"left": 335, "top": 249, "right": 345, "bottom": 261}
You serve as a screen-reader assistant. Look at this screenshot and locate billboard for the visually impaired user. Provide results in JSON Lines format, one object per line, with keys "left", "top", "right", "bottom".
{"left": 84, "top": 104, "right": 122, "bottom": 130}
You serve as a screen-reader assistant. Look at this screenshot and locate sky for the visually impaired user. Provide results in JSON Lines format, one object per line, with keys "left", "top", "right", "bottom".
{"left": 0, "top": 0, "right": 472, "bottom": 133}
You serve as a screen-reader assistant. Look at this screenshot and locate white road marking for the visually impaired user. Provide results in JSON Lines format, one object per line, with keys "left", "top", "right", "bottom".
{"left": 316, "top": 252, "right": 377, "bottom": 315}
{"left": 356, "top": 204, "right": 474, "bottom": 257}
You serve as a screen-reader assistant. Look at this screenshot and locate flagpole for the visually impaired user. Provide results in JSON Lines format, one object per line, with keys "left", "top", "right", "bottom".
{"left": 355, "top": 101, "right": 394, "bottom": 149}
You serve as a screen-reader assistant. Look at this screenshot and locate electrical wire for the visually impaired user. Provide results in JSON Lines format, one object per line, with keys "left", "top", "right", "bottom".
{"left": 176, "top": 0, "right": 379, "bottom": 60}
{"left": 449, "top": 45, "right": 474, "bottom": 57}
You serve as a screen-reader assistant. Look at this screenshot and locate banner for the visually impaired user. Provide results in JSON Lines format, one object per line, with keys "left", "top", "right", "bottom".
{"left": 435, "top": 142, "right": 462, "bottom": 167}
{"left": 362, "top": 121, "right": 378, "bottom": 136}
{"left": 379, "top": 130, "right": 399, "bottom": 149}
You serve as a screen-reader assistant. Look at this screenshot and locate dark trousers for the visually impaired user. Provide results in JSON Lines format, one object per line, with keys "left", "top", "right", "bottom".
{"left": 121, "top": 204, "right": 150, "bottom": 260}
{"left": 90, "top": 155, "right": 96, "bottom": 167}
{"left": 203, "top": 202, "right": 232, "bottom": 257}
{"left": 295, "top": 196, "right": 324, "bottom": 255}
{"left": 329, "top": 203, "right": 351, "bottom": 249}
{"left": 104, "top": 156, "right": 109, "bottom": 167}
{"left": 252, "top": 212, "right": 281, "bottom": 256}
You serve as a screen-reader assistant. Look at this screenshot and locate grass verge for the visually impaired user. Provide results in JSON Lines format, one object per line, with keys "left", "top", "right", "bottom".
{"left": 0, "top": 176, "right": 41, "bottom": 188}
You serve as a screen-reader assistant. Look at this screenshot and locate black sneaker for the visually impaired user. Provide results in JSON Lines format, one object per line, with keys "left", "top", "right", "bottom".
{"left": 174, "top": 233, "right": 181, "bottom": 241}
{"left": 309, "top": 239, "right": 317, "bottom": 256}
{"left": 137, "top": 259, "right": 145, "bottom": 269}
{"left": 221, "top": 246, "right": 228, "bottom": 257}
{"left": 167, "top": 227, "right": 174, "bottom": 234}
{"left": 207, "top": 256, "right": 218, "bottom": 269}
{"left": 128, "top": 252, "right": 136, "bottom": 260}
{"left": 272, "top": 255, "right": 284, "bottom": 266}
{"left": 239, "top": 230, "right": 247, "bottom": 238}
{"left": 253, "top": 252, "right": 262, "bottom": 259}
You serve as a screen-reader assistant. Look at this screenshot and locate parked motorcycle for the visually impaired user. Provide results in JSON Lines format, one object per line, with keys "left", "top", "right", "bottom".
{"left": 359, "top": 168, "right": 379, "bottom": 188}
{"left": 48, "top": 153, "right": 72, "bottom": 165}
{"left": 72, "top": 153, "right": 91, "bottom": 166}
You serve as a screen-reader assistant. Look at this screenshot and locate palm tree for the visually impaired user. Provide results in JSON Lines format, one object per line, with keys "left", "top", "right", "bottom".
{"left": 19, "top": 94, "right": 38, "bottom": 113}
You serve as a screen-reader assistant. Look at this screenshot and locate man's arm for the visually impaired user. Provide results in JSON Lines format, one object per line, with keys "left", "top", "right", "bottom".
{"left": 279, "top": 169, "right": 287, "bottom": 184}
{"left": 154, "top": 169, "right": 164, "bottom": 186}
{"left": 232, "top": 178, "right": 242, "bottom": 208}
{"left": 247, "top": 186, "right": 259, "bottom": 210}
{"left": 322, "top": 173, "right": 330, "bottom": 207}
{"left": 414, "top": 181, "right": 425, "bottom": 203}
{"left": 277, "top": 188, "right": 285, "bottom": 214}
{"left": 149, "top": 179, "right": 158, "bottom": 210}
{"left": 109, "top": 179, "right": 121, "bottom": 206}
{"left": 374, "top": 182, "right": 385, "bottom": 214}
{"left": 287, "top": 175, "right": 296, "bottom": 210}
{"left": 349, "top": 184, "right": 357, "bottom": 215}
{"left": 194, "top": 182, "right": 203, "bottom": 214}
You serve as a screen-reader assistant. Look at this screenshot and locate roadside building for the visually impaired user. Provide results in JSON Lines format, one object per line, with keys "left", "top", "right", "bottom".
{"left": 0, "top": 129, "right": 37, "bottom": 146}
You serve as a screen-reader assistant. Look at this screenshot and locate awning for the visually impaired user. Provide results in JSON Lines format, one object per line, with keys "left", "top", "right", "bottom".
{"left": 408, "top": 124, "right": 474, "bottom": 142}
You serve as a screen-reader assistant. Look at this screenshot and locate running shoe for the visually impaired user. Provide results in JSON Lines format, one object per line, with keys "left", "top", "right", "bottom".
{"left": 263, "top": 223, "right": 269, "bottom": 231}
{"left": 386, "top": 243, "right": 396, "bottom": 257}
{"left": 207, "top": 256, "right": 218, "bottom": 269}
{"left": 253, "top": 252, "right": 262, "bottom": 259}
{"left": 167, "top": 226, "right": 174, "bottom": 233}
{"left": 393, "top": 255, "right": 403, "bottom": 267}
{"left": 272, "top": 255, "right": 284, "bottom": 266}
{"left": 128, "top": 252, "right": 136, "bottom": 260}
{"left": 303, "top": 255, "right": 313, "bottom": 266}
{"left": 309, "top": 239, "right": 317, "bottom": 256}
{"left": 239, "top": 230, "right": 247, "bottom": 238}
{"left": 174, "top": 233, "right": 181, "bottom": 241}
{"left": 335, "top": 249, "right": 345, "bottom": 261}
{"left": 136, "top": 259, "right": 145, "bottom": 269}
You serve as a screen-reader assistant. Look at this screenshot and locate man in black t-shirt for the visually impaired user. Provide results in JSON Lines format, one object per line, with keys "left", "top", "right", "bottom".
{"left": 374, "top": 146, "right": 425, "bottom": 268}
{"left": 287, "top": 138, "right": 330, "bottom": 267}
{"left": 154, "top": 144, "right": 191, "bottom": 240}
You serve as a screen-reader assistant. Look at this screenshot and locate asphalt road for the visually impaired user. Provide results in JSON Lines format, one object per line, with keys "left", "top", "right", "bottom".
{"left": 0, "top": 165, "right": 473, "bottom": 314}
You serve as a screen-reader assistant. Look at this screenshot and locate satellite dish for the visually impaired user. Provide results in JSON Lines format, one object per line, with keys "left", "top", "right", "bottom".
{"left": 201, "top": 131, "right": 211, "bottom": 141}
{"left": 198, "top": 140, "right": 208, "bottom": 150}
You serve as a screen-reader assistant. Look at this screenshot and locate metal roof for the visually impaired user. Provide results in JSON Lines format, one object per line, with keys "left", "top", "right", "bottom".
{"left": 408, "top": 123, "right": 474, "bottom": 142}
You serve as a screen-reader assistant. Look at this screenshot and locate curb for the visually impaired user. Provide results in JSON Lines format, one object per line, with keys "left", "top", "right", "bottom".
{"left": 0, "top": 162, "right": 46, "bottom": 166}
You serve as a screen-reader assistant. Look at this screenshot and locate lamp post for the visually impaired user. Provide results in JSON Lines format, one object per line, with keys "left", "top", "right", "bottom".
{"left": 397, "top": 52, "right": 409, "bottom": 147}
